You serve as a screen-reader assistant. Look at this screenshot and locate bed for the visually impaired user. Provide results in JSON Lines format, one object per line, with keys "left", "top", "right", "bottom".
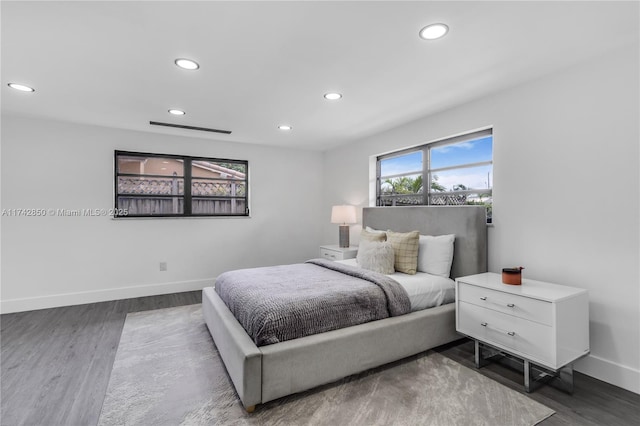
{"left": 202, "top": 206, "right": 487, "bottom": 411}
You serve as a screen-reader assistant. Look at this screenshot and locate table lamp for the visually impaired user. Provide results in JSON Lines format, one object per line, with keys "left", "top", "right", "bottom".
{"left": 331, "top": 205, "right": 357, "bottom": 248}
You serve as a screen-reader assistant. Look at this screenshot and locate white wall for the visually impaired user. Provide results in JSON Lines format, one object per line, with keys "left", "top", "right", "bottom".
{"left": 1, "top": 117, "right": 324, "bottom": 312}
{"left": 322, "top": 45, "right": 639, "bottom": 393}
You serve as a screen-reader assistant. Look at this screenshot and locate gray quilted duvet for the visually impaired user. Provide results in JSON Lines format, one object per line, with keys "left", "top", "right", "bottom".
{"left": 215, "top": 258, "right": 411, "bottom": 346}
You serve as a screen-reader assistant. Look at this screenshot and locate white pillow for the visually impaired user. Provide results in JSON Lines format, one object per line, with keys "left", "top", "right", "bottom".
{"left": 356, "top": 240, "right": 395, "bottom": 274}
{"left": 417, "top": 234, "right": 455, "bottom": 278}
{"left": 360, "top": 229, "right": 386, "bottom": 242}
{"left": 365, "top": 226, "right": 386, "bottom": 235}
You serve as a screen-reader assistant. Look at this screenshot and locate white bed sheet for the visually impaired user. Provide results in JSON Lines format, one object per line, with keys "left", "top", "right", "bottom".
{"left": 337, "top": 258, "right": 455, "bottom": 312}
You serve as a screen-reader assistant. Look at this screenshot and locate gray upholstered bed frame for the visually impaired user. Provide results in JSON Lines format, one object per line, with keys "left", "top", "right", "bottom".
{"left": 202, "top": 206, "right": 487, "bottom": 411}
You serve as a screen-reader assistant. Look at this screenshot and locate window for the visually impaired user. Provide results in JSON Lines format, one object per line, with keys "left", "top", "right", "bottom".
{"left": 115, "top": 151, "right": 249, "bottom": 217}
{"left": 376, "top": 129, "right": 493, "bottom": 222}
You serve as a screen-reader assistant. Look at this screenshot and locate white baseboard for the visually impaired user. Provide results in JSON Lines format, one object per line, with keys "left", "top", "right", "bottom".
{"left": 575, "top": 353, "right": 640, "bottom": 394}
{"left": 0, "top": 278, "right": 214, "bottom": 314}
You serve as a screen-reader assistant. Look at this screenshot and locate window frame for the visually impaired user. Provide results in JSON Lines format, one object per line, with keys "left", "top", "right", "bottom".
{"left": 114, "top": 150, "right": 249, "bottom": 218}
{"left": 376, "top": 129, "right": 493, "bottom": 222}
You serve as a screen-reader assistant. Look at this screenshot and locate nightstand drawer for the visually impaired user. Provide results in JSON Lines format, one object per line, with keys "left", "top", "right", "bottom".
{"left": 458, "top": 282, "right": 553, "bottom": 326}
{"left": 319, "top": 245, "right": 357, "bottom": 261}
{"left": 320, "top": 248, "right": 341, "bottom": 260}
{"left": 459, "top": 301, "right": 554, "bottom": 366}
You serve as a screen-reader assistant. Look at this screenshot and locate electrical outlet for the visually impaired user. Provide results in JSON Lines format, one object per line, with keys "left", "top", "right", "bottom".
{"left": 159, "top": 261, "right": 167, "bottom": 271}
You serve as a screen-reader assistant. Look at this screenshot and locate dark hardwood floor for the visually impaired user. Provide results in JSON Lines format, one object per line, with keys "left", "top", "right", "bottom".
{"left": 1, "top": 291, "right": 638, "bottom": 425}
{"left": 435, "top": 341, "right": 640, "bottom": 426}
{"left": 1, "top": 291, "right": 201, "bottom": 426}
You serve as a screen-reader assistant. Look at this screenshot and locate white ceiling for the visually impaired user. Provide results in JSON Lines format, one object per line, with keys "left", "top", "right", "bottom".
{"left": 2, "top": 1, "right": 638, "bottom": 150}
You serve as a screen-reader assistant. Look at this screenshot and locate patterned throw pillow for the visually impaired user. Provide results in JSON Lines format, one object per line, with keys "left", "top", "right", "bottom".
{"left": 386, "top": 230, "right": 420, "bottom": 275}
{"left": 356, "top": 241, "right": 395, "bottom": 274}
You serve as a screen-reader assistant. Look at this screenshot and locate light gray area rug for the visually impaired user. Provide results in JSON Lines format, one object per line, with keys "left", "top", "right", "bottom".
{"left": 99, "top": 304, "right": 554, "bottom": 426}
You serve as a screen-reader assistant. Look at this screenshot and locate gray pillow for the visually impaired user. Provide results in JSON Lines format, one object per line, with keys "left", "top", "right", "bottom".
{"left": 356, "top": 241, "right": 395, "bottom": 274}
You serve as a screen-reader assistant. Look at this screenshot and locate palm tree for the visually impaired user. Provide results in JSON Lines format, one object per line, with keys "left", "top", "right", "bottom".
{"left": 383, "top": 174, "right": 449, "bottom": 194}
{"left": 384, "top": 175, "right": 423, "bottom": 194}
{"left": 431, "top": 175, "right": 446, "bottom": 192}
{"left": 411, "top": 175, "right": 423, "bottom": 193}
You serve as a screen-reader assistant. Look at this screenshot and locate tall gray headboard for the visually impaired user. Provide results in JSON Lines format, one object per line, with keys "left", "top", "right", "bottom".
{"left": 362, "top": 206, "right": 487, "bottom": 279}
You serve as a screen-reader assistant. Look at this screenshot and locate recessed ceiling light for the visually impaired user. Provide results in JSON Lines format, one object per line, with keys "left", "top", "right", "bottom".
{"left": 168, "top": 109, "right": 186, "bottom": 116}
{"left": 324, "top": 93, "right": 342, "bottom": 100}
{"left": 419, "top": 23, "right": 449, "bottom": 40}
{"left": 174, "top": 58, "right": 199, "bottom": 70}
{"left": 278, "top": 125, "right": 292, "bottom": 130}
{"left": 8, "top": 83, "right": 35, "bottom": 92}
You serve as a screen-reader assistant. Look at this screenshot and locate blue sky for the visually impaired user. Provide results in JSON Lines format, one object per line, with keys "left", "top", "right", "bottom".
{"left": 380, "top": 136, "right": 493, "bottom": 191}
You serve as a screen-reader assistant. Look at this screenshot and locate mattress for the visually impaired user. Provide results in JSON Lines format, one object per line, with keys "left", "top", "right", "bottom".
{"left": 337, "top": 259, "right": 455, "bottom": 311}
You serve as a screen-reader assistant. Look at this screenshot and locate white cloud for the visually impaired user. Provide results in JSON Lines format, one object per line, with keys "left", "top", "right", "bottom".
{"left": 434, "top": 170, "right": 492, "bottom": 191}
{"left": 432, "top": 141, "right": 475, "bottom": 154}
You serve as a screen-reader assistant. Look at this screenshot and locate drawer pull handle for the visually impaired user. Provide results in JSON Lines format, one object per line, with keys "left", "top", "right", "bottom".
{"left": 507, "top": 303, "right": 515, "bottom": 308}
{"left": 480, "top": 297, "right": 487, "bottom": 301}
{"left": 480, "top": 322, "right": 487, "bottom": 327}
{"left": 507, "top": 331, "right": 516, "bottom": 336}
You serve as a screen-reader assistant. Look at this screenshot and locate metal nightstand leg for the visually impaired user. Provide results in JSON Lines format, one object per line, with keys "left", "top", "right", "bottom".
{"left": 474, "top": 340, "right": 575, "bottom": 394}
{"left": 551, "top": 363, "right": 574, "bottom": 394}
{"left": 524, "top": 360, "right": 549, "bottom": 392}
{"left": 474, "top": 340, "right": 503, "bottom": 368}
{"left": 525, "top": 361, "right": 573, "bottom": 393}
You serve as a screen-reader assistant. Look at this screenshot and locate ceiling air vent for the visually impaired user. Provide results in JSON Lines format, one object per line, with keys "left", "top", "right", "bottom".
{"left": 149, "top": 121, "right": 232, "bottom": 135}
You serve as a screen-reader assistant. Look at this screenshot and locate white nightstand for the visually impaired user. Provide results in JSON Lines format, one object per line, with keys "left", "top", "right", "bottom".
{"left": 455, "top": 272, "right": 589, "bottom": 393}
{"left": 319, "top": 245, "right": 358, "bottom": 261}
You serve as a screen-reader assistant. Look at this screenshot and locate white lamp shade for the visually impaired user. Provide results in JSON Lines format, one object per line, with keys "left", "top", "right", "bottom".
{"left": 331, "top": 205, "right": 357, "bottom": 224}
